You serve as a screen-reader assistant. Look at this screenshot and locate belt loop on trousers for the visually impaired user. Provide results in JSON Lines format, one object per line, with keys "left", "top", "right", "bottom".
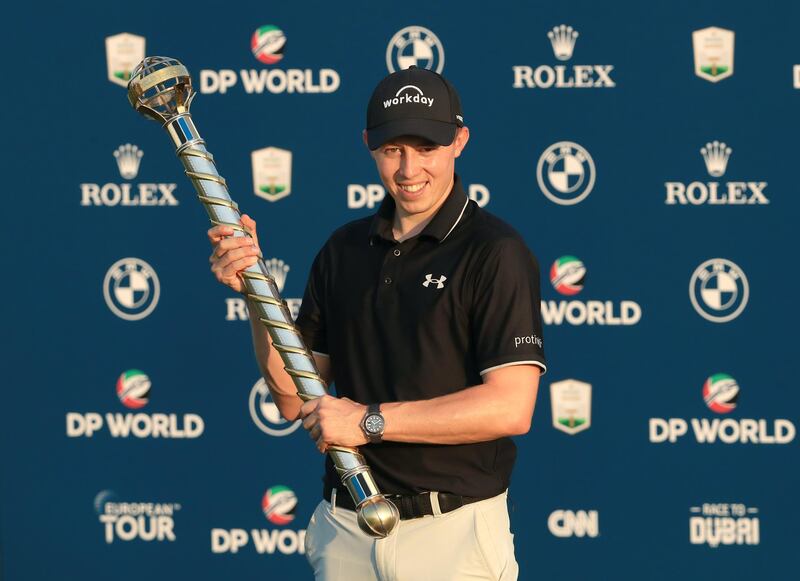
{"left": 331, "top": 488, "right": 337, "bottom": 515}
{"left": 430, "top": 492, "right": 442, "bottom": 517}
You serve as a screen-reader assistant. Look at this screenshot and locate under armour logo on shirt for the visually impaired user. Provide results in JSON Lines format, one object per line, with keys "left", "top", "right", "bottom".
{"left": 423, "top": 274, "right": 447, "bottom": 289}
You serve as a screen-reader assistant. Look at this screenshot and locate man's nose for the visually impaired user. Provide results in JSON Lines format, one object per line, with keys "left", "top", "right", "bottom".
{"left": 398, "top": 149, "right": 422, "bottom": 179}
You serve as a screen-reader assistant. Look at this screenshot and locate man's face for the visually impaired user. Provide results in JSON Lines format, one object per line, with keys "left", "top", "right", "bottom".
{"left": 366, "top": 127, "right": 470, "bottom": 217}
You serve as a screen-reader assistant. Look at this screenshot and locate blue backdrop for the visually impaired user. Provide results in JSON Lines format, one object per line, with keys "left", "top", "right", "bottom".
{"left": 3, "top": 0, "right": 797, "bottom": 579}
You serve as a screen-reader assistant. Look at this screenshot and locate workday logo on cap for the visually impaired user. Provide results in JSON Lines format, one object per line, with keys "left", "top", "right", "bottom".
{"left": 382, "top": 85, "right": 435, "bottom": 110}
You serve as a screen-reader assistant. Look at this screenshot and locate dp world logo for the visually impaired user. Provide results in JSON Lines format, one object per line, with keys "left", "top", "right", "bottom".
{"left": 249, "top": 378, "right": 301, "bottom": 436}
{"left": 103, "top": 258, "right": 160, "bottom": 321}
{"left": 550, "top": 256, "right": 586, "bottom": 295}
{"left": 116, "top": 369, "right": 151, "bottom": 409}
{"left": 386, "top": 26, "right": 445, "bottom": 74}
{"left": 537, "top": 142, "right": 596, "bottom": 205}
{"left": 689, "top": 258, "right": 749, "bottom": 323}
{"left": 703, "top": 373, "right": 740, "bottom": 414}
{"left": 251, "top": 25, "right": 286, "bottom": 64}
{"left": 262, "top": 485, "right": 297, "bottom": 525}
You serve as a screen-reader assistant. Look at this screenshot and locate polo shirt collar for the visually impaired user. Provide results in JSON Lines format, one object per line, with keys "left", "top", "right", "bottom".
{"left": 368, "top": 174, "right": 470, "bottom": 244}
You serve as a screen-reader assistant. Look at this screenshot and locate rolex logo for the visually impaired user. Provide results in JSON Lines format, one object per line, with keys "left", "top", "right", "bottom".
{"left": 664, "top": 140, "right": 769, "bottom": 206}
{"left": 113, "top": 144, "right": 144, "bottom": 180}
{"left": 264, "top": 258, "right": 290, "bottom": 292}
{"left": 547, "top": 25, "right": 579, "bottom": 61}
{"left": 700, "top": 141, "right": 732, "bottom": 177}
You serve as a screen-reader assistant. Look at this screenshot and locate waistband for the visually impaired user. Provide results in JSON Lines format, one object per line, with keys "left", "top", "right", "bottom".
{"left": 324, "top": 486, "right": 488, "bottom": 520}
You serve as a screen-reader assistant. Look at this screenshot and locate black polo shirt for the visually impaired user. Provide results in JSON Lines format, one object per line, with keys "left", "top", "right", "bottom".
{"left": 295, "top": 174, "right": 546, "bottom": 498}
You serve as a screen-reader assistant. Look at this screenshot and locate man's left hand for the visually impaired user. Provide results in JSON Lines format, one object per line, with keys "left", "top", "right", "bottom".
{"left": 299, "top": 395, "right": 368, "bottom": 453}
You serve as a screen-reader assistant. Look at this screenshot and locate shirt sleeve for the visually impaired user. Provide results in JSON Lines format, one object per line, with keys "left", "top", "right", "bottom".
{"left": 470, "top": 237, "right": 547, "bottom": 375}
{"left": 295, "top": 246, "right": 329, "bottom": 356}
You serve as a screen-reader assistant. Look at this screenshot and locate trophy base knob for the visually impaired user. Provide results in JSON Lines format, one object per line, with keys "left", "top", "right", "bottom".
{"left": 356, "top": 496, "right": 400, "bottom": 538}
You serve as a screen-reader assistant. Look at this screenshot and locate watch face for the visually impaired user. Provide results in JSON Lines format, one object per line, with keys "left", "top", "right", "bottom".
{"left": 365, "top": 414, "right": 384, "bottom": 434}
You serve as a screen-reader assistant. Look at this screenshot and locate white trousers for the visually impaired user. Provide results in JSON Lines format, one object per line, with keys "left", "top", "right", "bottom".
{"left": 304, "top": 490, "right": 518, "bottom": 581}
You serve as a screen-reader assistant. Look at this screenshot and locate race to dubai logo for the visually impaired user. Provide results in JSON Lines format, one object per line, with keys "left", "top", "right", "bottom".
{"left": 251, "top": 25, "right": 286, "bottom": 64}
{"left": 550, "top": 379, "right": 591, "bottom": 435}
{"left": 703, "top": 373, "right": 739, "bottom": 414}
{"left": 693, "top": 27, "right": 735, "bottom": 83}
{"left": 252, "top": 147, "right": 292, "bottom": 202}
{"left": 664, "top": 141, "right": 768, "bottom": 205}
{"left": 537, "top": 142, "right": 596, "bottom": 205}
{"left": 262, "top": 485, "right": 298, "bottom": 526}
{"left": 689, "top": 258, "right": 749, "bottom": 323}
{"left": 690, "top": 503, "right": 760, "bottom": 547}
{"left": 105, "top": 33, "right": 145, "bottom": 87}
{"left": 513, "top": 25, "right": 615, "bottom": 89}
{"left": 386, "top": 26, "right": 445, "bottom": 74}
{"left": 116, "top": 369, "right": 151, "bottom": 409}
{"left": 550, "top": 256, "right": 586, "bottom": 295}
{"left": 103, "top": 257, "right": 160, "bottom": 321}
{"left": 249, "top": 378, "right": 302, "bottom": 436}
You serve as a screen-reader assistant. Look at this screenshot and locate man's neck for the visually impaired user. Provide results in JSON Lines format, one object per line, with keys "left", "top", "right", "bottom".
{"left": 392, "top": 177, "right": 454, "bottom": 242}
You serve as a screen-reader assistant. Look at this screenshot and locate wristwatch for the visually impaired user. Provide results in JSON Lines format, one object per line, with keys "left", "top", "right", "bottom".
{"left": 360, "top": 404, "right": 385, "bottom": 444}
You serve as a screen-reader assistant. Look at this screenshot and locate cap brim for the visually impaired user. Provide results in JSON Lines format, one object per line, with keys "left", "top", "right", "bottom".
{"left": 367, "top": 118, "right": 457, "bottom": 150}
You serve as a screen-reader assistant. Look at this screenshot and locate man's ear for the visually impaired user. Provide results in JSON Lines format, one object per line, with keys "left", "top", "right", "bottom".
{"left": 362, "top": 129, "right": 369, "bottom": 148}
{"left": 454, "top": 126, "right": 470, "bottom": 158}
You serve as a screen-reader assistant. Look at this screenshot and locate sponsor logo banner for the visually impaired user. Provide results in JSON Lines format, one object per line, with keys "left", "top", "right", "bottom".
{"left": 386, "top": 25, "right": 445, "bottom": 73}
{"left": 664, "top": 141, "right": 769, "bottom": 206}
{"left": 689, "top": 258, "right": 749, "bottom": 323}
{"left": 542, "top": 255, "right": 641, "bottom": 326}
{"left": 347, "top": 183, "right": 490, "bottom": 209}
{"left": 67, "top": 370, "right": 205, "bottom": 439}
{"left": 537, "top": 142, "right": 596, "bottom": 205}
{"left": 103, "top": 258, "right": 160, "bottom": 321}
{"left": 252, "top": 147, "right": 292, "bottom": 202}
{"left": 649, "top": 376, "right": 795, "bottom": 444}
{"left": 95, "top": 490, "right": 181, "bottom": 544}
{"left": 211, "top": 486, "right": 306, "bottom": 555}
{"left": 200, "top": 25, "right": 340, "bottom": 94}
{"left": 690, "top": 503, "right": 759, "bottom": 547}
{"left": 548, "top": 510, "right": 600, "bottom": 538}
{"left": 550, "top": 379, "right": 592, "bottom": 435}
{"left": 513, "top": 25, "right": 615, "bottom": 89}
{"left": 81, "top": 144, "right": 179, "bottom": 207}
{"left": 250, "top": 378, "right": 302, "bottom": 436}
{"left": 225, "top": 256, "right": 302, "bottom": 321}
{"left": 693, "top": 27, "right": 735, "bottom": 83}
{"left": 105, "top": 33, "right": 145, "bottom": 87}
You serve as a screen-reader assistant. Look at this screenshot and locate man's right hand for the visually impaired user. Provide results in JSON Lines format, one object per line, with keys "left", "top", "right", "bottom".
{"left": 208, "top": 214, "right": 262, "bottom": 294}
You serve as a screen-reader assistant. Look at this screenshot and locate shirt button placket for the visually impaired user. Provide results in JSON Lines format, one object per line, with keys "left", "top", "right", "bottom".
{"left": 380, "top": 245, "right": 402, "bottom": 291}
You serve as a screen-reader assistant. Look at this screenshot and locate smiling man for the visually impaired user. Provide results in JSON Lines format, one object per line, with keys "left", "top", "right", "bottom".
{"left": 207, "top": 66, "right": 546, "bottom": 580}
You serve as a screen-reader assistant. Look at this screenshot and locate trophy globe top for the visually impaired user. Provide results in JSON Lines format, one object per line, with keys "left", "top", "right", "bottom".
{"left": 127, "top": 56, "right": 195, "bottom": 123}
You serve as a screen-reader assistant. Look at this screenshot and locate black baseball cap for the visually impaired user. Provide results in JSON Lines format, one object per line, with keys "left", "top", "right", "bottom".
{"left": 366, "top": 66, "right": 464, "bottom": 150}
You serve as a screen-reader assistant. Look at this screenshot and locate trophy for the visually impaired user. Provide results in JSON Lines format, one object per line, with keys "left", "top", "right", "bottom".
{"left": 127, "top": 56, "right": 399, "bottom": 538}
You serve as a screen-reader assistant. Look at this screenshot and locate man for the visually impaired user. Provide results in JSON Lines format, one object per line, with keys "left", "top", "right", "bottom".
{"left": 207, "top": 66, "right": 546, "bottom": 580}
